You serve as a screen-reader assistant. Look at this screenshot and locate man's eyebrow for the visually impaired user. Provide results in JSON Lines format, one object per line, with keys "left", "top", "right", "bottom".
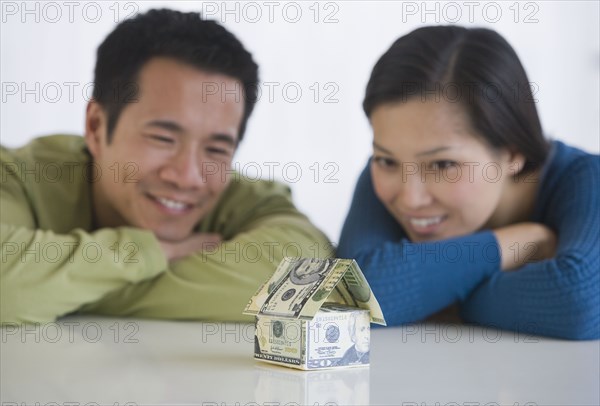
{"left": 145, "top": 120, "right": 184, "bottom": 133}
{"left": 209, "top": 133, "right": 237, "bottom": 147}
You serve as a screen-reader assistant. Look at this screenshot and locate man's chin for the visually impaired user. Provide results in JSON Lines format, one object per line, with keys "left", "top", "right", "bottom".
{"left": 133, "top": 215, "right": 200, "bottom": 241}
{"left": 151, "top": 228, "right": 196, "bottom": 243}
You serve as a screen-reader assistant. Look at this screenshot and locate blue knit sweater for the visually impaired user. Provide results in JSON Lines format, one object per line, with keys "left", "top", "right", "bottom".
{"left": 337, "top": 141, "right": 599, "bottom": 340}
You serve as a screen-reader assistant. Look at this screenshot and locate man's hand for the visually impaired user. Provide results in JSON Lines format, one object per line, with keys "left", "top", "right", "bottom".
{"left": 494, "top": 222, "right": 557, "bottom": 271}
{"left": 158, "top": 233, "right": 222, "bottom": 262}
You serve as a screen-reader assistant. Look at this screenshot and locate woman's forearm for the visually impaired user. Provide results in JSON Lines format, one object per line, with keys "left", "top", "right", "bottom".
{"left": 493, "top": 222, "right": 557, "bottom": 271}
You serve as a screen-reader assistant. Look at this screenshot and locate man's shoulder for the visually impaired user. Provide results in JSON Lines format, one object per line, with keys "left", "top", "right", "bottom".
{"left": 1, "top": 135, "right": 93, "bottom": 232}
{"left": 1, "top": 134, "right": 88, "bottom": 166}
{"left": 199, "top": 174, "right": 302, "bottom": 237}
{"left": 217, "top": 174, "right": 297, "bottom": 218}
{"left": 225, "top": 174, "right": 293, "bottom": 201}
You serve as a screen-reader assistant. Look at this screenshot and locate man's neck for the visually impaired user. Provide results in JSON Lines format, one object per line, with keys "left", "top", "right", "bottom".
{"left": 90, "top": 181, "right": 126, "bottom": 230}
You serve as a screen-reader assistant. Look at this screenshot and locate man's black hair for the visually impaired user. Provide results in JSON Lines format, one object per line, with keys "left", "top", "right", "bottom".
{"left": 93, "top": 8, "right": 259, "bottom": 143}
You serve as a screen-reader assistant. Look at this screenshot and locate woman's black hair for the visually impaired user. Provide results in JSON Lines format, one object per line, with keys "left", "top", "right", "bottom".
{"left": 364, "top": 26, "right": 548, "bottom": 173}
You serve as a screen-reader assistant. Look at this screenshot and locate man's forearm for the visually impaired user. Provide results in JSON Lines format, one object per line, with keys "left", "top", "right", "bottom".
{"left": 0, "top": 223, "right": 167, "bottom": 324}
{"left": 80, "top": 214, "right": 333, "bottom": 322}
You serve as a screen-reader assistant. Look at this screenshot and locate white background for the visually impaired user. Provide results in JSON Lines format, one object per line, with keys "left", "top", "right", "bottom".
{"left": 2, "top": 1, "right": 599, "bottom": 244}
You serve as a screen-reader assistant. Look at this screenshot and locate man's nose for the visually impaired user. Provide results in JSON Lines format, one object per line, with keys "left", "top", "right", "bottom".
{"left": 160, "top": 150, "right": 207, "bottom": 189}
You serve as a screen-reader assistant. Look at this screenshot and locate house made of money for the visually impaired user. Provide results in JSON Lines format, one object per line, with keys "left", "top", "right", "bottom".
{"left": 243, "top": 257, "right": 387, "bottom": 370}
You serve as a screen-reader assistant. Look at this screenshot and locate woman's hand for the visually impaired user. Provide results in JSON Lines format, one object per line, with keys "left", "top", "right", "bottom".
{"left": 493, "top": 223, "right": 557, "bottom": 271}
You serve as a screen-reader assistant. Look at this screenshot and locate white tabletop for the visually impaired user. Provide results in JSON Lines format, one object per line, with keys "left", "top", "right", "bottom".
{"left": 1, "top": 316, "right": 598, "bottom": 405}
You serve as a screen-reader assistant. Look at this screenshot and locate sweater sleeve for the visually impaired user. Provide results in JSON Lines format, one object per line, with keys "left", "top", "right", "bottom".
{"left": 337, "top": 163, "right": 501, "bottom": 325}
{"left": 79, "top": 196, "right": 332, "bottom": 322}
{"left": 0, "top": 159, "right": 168, "bottom": 324}
{"left": 460, "top": 154, "right": 600, "bottom": 340}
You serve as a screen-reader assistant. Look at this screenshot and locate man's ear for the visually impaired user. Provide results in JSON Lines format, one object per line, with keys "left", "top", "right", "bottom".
{"left": 84, "top": 101, "right": 107, "bottom": 159}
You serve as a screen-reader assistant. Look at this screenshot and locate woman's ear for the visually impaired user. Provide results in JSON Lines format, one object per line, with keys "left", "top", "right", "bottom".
{"left": 506, "top": 148, "right": 527, "bottom": 178}
{"left": 84, "top": 101, "right": 107, "bottom": 159}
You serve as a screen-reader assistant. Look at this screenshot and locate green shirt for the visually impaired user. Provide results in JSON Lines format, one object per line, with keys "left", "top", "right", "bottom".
{"left": 1, "top": 135, "right": 332, "bottom": 323}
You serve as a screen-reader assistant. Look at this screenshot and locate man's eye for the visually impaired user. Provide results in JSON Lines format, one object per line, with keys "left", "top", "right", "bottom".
{"left": 430, "top": 160, "right": 457, "bottom": 170}
{"left": 207, "top": 147, "right": 231, "bottom": 156}
{"left": 373, "top": 156, "right": 397, "bottom": 169}
{"left": 149, "top": 135, "right": 175, "bottom": 144}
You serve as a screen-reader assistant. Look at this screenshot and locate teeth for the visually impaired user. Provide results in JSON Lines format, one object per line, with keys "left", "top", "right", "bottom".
{"left": 409, "top": 216, "right": 444, "bottom": 228}
{"left": 156, "top": 197, "right": 188, "bottom": 211}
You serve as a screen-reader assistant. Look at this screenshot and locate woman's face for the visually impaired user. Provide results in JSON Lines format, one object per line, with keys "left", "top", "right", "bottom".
{"left": 370, "top": 99, "right": 523, "bottom": 242}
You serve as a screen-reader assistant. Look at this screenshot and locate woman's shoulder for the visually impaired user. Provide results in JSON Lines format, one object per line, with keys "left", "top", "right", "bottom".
{"left": 540, "top": 140, "right": 598, "bottom": 189}
{"left": 546, "top": 139, "right": 598, "bottom": 170}
{"left": 534, "top": 140, "right": 599, "bottom": 222}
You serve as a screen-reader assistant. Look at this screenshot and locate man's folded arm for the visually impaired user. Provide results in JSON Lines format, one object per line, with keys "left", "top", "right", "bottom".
{"left": 80, "top": 214, "right": 333, "bottom": 322}
{"left": 0, "top": 166, "right": 168, "bottom": 324}
{"left": 0, "top": 224, "right": 168, "bottom": 324}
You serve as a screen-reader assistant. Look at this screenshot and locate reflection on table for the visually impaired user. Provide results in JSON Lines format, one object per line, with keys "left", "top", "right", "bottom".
{"left": 254, "top": 364, "right": 369, "bottom": 405}
{"left": 1, "top": 316, "right": 598, "bottom": 405}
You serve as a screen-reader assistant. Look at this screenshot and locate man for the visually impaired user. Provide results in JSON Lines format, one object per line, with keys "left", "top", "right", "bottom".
{"left": 0, "top": 9, "right": 331, "bottom": 324}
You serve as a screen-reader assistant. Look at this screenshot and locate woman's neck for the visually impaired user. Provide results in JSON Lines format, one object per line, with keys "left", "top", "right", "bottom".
{"left": 485, "top": 169, "right": 541, "bottom": 229}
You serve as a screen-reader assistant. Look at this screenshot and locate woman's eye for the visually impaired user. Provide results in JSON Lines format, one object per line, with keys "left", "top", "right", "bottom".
{"left": 430, "top": 160, "right": 457, "bottom": 170}
{"left": 373, "top": 156, "right": 397, "bottom": 169}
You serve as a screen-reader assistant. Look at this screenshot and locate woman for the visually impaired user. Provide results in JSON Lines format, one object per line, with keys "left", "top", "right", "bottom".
{"left": 337, "top": 26, "right": 599, "bottom": 340}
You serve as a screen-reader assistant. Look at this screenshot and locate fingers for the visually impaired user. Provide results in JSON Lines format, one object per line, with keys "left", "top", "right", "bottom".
{"left": 159, "top": 233, "right": 223, "bottom": 262}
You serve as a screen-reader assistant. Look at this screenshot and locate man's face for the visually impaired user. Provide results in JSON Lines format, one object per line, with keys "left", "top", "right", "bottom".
{"left": 85, "top": 58, "right": 244, "bottom": 241}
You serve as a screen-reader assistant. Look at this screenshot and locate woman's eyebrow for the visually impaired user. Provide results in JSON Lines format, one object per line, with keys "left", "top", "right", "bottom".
{"left": 373, "top": 143, "right": 456, "bottom": 157}
{"left": 372, "top": 142, "right": 394, "bottom": 155}
{"left": 415, "top": 146, "right": 454, "bottom": 157}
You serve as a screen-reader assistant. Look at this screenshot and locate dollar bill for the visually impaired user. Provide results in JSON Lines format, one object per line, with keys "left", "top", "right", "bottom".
{"left": 306, "top": 304, "right": 371, "bottom": 369}
{"left": 244, "top": 257, "right": 296, "bottom": 315}
{"left": 335, "top": 260, "right": 386, "bottom": 325}
{"left": 244, "top": 257, "right": 386, "bottom": 326}
{"left": 254, "top": 316, "right": 304, "bottom": 367}
{"left": 254, "top": 303, "right": 372, "bottom": 370}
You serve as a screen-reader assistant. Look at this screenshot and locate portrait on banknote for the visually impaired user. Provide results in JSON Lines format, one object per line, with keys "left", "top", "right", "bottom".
{"left": 289, "top": 258, "right": 332, "bottom": 285}
{"left": 334, "top": 311, "right": 371, "bottom": 366}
